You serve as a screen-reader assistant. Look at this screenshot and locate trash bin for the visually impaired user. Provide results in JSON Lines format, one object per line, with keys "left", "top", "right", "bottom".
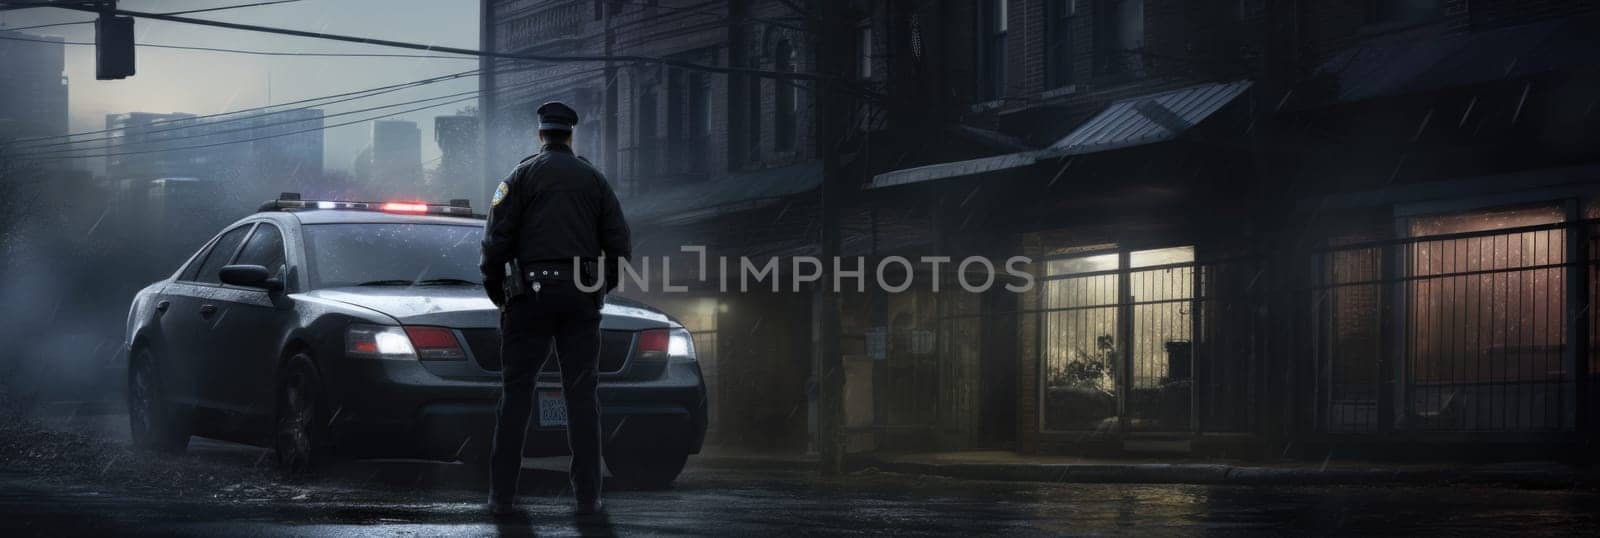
{"left": 1164, "top": 340, "right": 1192, "bottom": 382}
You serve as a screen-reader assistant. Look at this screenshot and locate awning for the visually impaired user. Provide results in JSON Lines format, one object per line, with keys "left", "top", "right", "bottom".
{"left": 624, "top": 161, "right": 822, "bottom": 225}
{"left": 1308, "top": 12, "right": 1600, "bottom": 106}
{"left": 868, "top": 80, "right": 1252, "bottom": 189}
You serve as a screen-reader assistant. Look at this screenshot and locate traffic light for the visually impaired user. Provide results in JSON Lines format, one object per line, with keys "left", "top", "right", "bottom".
{"left": 95, "top": 14, "right": 135, "bottom": 80}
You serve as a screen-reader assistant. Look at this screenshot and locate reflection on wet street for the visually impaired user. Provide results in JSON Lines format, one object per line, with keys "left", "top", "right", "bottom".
{"left": 1, "top": 430, "right": 1596, "bottom": 537}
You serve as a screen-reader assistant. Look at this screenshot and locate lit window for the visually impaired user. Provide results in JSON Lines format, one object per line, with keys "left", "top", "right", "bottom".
{"left": 1320, "top": 204, "right": 1573, "bottom": 433}
{"left": 1405, "top": 205, "right": 1565, "bottom": 431}
{"left": 1041, "top": 245, "right": 1196, "bottom": 432}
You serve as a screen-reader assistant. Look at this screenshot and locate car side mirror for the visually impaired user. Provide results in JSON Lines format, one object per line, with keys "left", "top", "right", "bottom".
{"left": 219, "top": 264, "right": 283, "bottom": 292}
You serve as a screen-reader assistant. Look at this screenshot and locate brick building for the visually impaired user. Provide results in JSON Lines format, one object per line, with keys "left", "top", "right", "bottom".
{"left": 857, "top": 0, "right": 1600, "bottom": 459}
{"left": 481, "top": 0, "right": 830, "bottom": 451}
{"left": 481, "top": 1, "right": 1600, "bottom": 460}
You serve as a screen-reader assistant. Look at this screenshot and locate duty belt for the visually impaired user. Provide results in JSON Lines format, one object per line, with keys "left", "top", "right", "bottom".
{"left": 525, "top": 261, "right": 575, "bottom": 281}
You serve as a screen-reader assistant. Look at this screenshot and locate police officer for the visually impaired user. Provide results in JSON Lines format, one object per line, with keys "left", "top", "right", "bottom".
{"left": 481, "top": 101, "right": 630, "bottom": 516}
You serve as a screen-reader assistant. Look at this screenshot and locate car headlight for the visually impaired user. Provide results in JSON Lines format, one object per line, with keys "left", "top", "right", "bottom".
{"left": 638, "top": 327, "right": 697, "bottom": 361}
{"left": 346, "top": 324, "right": 416, "bottom": 360}
{"left": 667, "top": 328, "right": 695, "bottom": 360}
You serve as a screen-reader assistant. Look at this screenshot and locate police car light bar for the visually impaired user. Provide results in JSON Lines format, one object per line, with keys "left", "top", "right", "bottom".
{"left": 259, "top": 197, "right": 479, "bottom": 217}
{"left": 380, "top": 202, "right": 429, "bottom": 213}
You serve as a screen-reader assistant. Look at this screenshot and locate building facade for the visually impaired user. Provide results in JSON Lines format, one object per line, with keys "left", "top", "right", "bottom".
{"left": 481, "top": 0, "right": 828, "bottom": 451}
{"left": 104, "top": 110, "right": 324, "bottom": 195}
{"left": 482, "top": 1, "right": 1600, "bottom": 460}
{"left": 434, "top": 113, "right": 481, "bottom": 201}
{"left": 99, "top": 109, "right": 327, "bottom": 281}
{"left": 0, "top": 29, "right": 67, "bottom": 143}
{"left": 371, "top": 119, "right": 423, "bottom": 195}
{"left": 865, "top": 0, "right": 1600, "bottom": 460}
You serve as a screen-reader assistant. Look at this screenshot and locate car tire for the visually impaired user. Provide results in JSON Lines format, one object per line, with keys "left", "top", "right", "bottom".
{"left": 127, "top": 347, "right": 190, "bottom": 453}
{"left": 274, "top": 353, "right": 332, "bottom": 473}
{"left": 604, "top": 426, "right": 690, "bottom": 488}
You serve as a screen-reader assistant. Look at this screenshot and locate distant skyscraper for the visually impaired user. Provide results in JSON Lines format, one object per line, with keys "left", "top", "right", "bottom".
{"left": 434, "top": 114, "right": 479, "bottom": 200}
{"left": 372, "top": 120, "right": 422, "bottom": 193}
{"left": 103, "top": 112, "right": 246, "bottom": 181}
{"left": 251, "top": 108, "right": 324, "bottom": 194}
{"left": 103, "top": 109, "right": 323, "bottom": 186}
{"left": 0, "top": 29, "right": 68, "bottom": 152}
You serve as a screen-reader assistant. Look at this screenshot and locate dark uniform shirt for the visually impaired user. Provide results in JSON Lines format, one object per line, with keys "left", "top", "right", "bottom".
{"left": 481, "top": 139, "right": 627, "bottom": 507}
{"left": 479, "top": 143, "right": 631, "bottom": 293}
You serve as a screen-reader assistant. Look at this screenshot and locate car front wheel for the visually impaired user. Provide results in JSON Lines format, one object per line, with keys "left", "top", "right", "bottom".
{"left": 274, "top": 353, "right": 332, "bottom": 473}
{"left": 127, "top": 348, "right": 190, "bottom": 453}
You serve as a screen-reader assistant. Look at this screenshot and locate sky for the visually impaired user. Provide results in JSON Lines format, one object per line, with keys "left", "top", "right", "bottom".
{"left": 0, "top": 0, "right": 480, "bottom": 174}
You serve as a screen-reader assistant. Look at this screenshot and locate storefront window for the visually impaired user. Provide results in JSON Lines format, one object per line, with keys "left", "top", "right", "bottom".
{"left": 1042, "top": 252, "right": 1120, "bottom": 431}
{"left": 1406, "top": 205, "right": 1567, "bottom": 431}
{"left": 1323, "top": 235, "right": 1383, "bottom": 432}
{"left": 1041, "top": 246, "right": 1195, "bottom": 432}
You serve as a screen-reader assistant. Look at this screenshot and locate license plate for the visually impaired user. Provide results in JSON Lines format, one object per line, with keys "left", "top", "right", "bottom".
{"left": 537, "top": 390, "right": 567, "bottom": 428}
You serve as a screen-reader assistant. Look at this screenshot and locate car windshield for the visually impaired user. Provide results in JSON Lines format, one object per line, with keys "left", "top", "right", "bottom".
{"left": 301, "top": 223, "right": 482, "bottom": 289}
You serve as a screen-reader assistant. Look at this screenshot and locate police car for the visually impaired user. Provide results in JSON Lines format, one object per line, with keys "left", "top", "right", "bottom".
{"left": 122, "top": 194, "right": 706, "bottom": 486}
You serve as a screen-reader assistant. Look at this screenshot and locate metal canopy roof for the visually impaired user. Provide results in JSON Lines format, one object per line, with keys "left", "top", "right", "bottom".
{"left": 1308, "top": 12, "right": 1599, "bottom": 106}
{"left": 868, "top": 80, "right": 1252, "bottom": 189}
{"left": 625, "top": 161, "right": 822, "bottom": 225}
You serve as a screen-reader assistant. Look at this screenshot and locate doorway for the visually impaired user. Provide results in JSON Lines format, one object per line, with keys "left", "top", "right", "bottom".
{"left": 1040, "top": 246, "right": 1197, "bottom": 433}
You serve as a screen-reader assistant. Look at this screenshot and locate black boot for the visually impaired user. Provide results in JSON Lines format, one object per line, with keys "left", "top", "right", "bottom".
{"left": 575, "top": 498, "right": 605, "bottom": 516}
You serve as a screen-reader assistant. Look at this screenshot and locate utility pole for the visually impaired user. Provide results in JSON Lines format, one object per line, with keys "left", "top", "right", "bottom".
{"left": 813, "top": 0, "right": 845, "bottom": 476}
{"left": 477, "top": 0, "right": 496, "bottom": 206}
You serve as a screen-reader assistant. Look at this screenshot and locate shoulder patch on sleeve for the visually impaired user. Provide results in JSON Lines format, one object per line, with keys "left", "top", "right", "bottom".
{"left": 491, "top": 181, "right": 509, "bottom": 207}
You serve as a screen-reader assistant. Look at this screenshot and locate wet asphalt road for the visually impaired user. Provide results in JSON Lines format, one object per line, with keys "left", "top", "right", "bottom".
{"left": 2, "top": 415, "right": 1598, "bottom": 536}
{"left": 4, "top": 451, "right": 1598, "bottom": 536}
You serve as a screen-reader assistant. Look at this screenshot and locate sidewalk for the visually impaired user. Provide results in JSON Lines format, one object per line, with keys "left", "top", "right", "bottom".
{"left": 692, "top": 447, "right": 818, "bottom": 470}
{"left": 853, "top": 450, "right": 1597, "bottom": 489}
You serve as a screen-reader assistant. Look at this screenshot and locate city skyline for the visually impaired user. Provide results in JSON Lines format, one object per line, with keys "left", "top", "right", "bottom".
{"left": 0, "top": 0, "right": 478, "bottom": 175}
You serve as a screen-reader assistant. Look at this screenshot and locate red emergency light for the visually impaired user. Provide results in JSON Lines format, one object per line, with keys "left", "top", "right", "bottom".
{"left": 380, "top": 202, "right": 430, "bottom": 213}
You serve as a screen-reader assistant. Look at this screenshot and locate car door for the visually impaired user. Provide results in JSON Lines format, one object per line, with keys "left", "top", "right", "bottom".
{"left": 159, "top": 224, "right": 252, "bottom": 409}
{"left": 202, "top": 221, "right": 293, "bottom": 423}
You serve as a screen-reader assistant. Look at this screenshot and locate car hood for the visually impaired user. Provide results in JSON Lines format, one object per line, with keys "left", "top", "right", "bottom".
{"left": 301, "top": 286, "right": 679, "bottom": 330}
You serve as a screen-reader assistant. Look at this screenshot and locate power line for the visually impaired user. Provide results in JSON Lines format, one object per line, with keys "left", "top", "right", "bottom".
{"left": 0, "top": 32, "right": 474, "bottom": 59}
{"left": 164, "top": 0, "right": 302, "bottom": 16}
{"left": 0, "top": 0, "right": 303, "bottom": 30}
{"left": 7, "top": 60, "right": 577, "bottom": 152}
{"left": 11, "top": 88, "right": 480, "bottom": 159}
{"left": 22, "top": 93, "right": 480, "bottom": 162}
{"left": 9, "top": 71, "right": 479, "bottom": 152}
{"left": 9, "top": 68, "right": 482, "bottom": 143}
{"left": 0, "top": 1, "right": 98, "bottom": 12}
{"left": 28, "top": 2, "right": 828, "bottom": 81}
{"left": 0, "top": 19, "right": 86, "bottom": 31}
{"left": 13, "top": 64, "right": 613, "bottom": 162}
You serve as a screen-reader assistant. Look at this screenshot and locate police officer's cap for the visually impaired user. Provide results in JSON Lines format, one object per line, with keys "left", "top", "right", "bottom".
{"left": 537, "top": 101, "right": 578, "bottom": 132}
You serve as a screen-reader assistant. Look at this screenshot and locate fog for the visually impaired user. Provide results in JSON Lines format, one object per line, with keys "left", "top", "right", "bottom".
{"left": 0, "top": 0, "right": 478, "bottom": 174}
{"left": 0, "top": 1, "right": 482, "bottom": 406}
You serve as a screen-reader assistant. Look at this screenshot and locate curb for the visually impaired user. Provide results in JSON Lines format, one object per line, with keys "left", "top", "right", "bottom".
{"left": 862, "top": 459, "right": 1596, "bottom": 489}
{"left": 691, "top": 455, "right": 820, "bottom": 471}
